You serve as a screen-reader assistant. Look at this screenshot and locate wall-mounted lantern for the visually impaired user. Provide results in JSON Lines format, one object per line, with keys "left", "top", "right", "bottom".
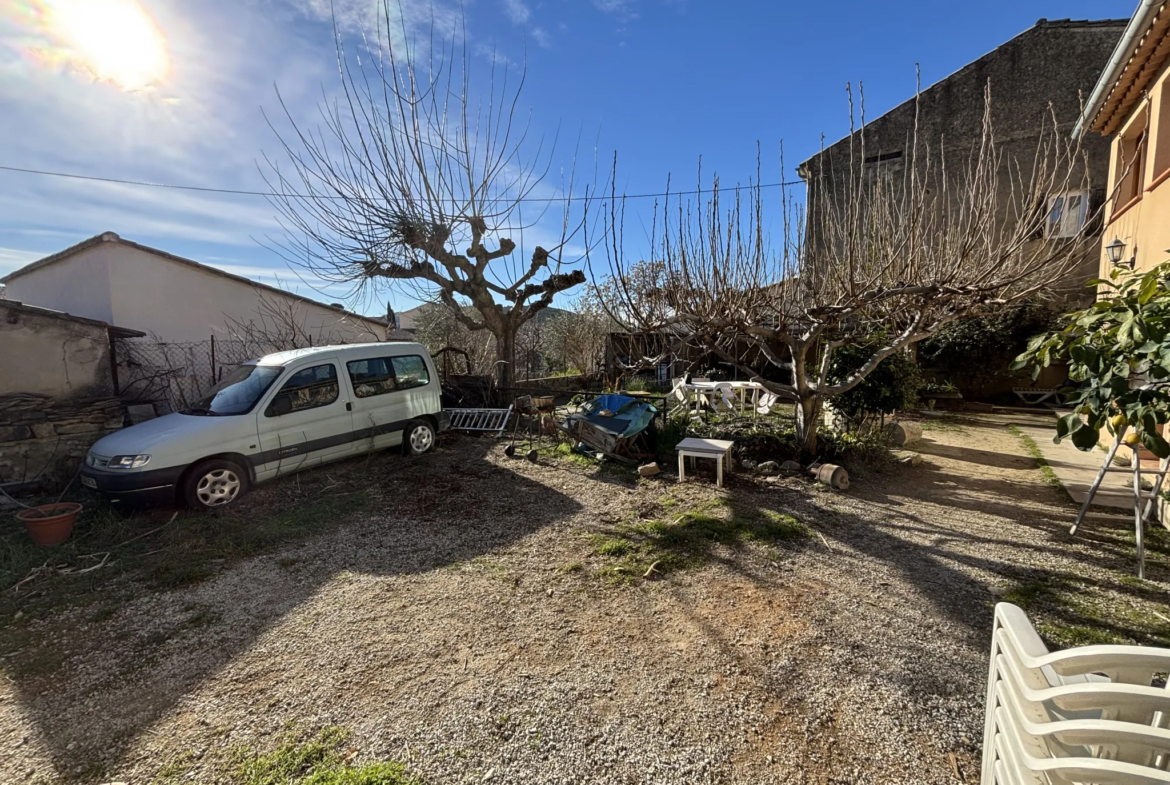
{"left": 1106, "top": 238, "right": 1135, "bottom": 270}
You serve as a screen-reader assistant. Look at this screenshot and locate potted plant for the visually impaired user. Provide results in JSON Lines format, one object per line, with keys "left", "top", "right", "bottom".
{"left": 15, "top": 502, "right": 83, "bottom": 546}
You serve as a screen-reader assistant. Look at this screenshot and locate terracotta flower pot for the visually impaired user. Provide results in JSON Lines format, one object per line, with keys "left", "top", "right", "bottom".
{"left": 16, "top": 502, "right": 83, "bottom": 546}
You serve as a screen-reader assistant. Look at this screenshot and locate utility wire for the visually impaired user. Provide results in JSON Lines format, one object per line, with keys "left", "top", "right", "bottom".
{"left": 0, "top": 163, "right": 805, "bottom": 203}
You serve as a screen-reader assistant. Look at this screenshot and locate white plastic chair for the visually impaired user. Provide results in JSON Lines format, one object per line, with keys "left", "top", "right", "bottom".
{"left": 714, "top": 384, "right": 740, "bottom": 414}
{"left": 756, "top": 391, "right": 779, "bottom": 415}
{"left": 995, "top": 662, "right": 1170, "bottom": 768}
{"left": 992, "top": 694, "right": 1170, "bottom": 784}
{"left": 982, "top": 602, "right": 1170, "bottom": 784}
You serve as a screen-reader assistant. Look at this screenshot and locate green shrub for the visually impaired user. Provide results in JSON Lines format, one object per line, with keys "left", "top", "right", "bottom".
{"left": 826, "top": 337, "right": 921, "bottom": 432}
{"left": 919, "top": 301, "right": 1058, "bottom": 396}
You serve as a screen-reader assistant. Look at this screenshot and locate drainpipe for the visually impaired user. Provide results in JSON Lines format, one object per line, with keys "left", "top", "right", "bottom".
{"left": 1075, "top": 0, "right": 1165, "bottom": 137}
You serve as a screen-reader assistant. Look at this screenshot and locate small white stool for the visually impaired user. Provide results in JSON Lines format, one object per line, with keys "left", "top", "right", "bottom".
{"left": 675, "top": 437, "right": 735, "bottom": 487}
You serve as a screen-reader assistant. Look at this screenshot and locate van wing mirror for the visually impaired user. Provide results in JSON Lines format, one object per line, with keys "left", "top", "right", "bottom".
{"left": 269, "top": 395, "right": 293, "bottom": 417}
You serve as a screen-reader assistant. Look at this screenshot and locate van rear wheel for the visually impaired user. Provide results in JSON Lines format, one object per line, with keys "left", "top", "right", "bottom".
{"left": 183, "top": 459, "right": 248, "bottom": 510}
{"left": 403, "top": 420, "right": 436, "bottom": 456}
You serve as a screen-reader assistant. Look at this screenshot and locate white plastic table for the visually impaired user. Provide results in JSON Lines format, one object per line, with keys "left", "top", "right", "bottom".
{"left": 676, "top": 437, "right": 735, "bottom": 487}
{"left": 685, "top": 381, "right": 766, "bottom": 415}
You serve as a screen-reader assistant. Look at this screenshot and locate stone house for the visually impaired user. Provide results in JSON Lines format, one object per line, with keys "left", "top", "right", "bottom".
{"left": 797, "top": 17, "right": 1127, "bottom": 308}
{"left": 0, "top": 300, "right": 143, "bottom": 491}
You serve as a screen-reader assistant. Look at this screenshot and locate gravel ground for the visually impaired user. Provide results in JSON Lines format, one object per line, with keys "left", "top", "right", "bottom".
{"left": 1, "top": 411, "right": 1165, "bottom": 784}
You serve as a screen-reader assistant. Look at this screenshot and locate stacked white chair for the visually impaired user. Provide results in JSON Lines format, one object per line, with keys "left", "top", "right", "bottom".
{"left": 982, "top": 602, "right": 1170, "bottom": 784}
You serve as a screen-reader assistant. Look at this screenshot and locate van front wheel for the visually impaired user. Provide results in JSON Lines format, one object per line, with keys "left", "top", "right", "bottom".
{"left": 183, "top": 459, "right": 248, "bottom": 510}
{"left": 403, "top": 420, "right": 436, "bottom": 456}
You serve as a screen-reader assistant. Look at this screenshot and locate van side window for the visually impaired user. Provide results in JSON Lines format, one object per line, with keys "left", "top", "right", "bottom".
{"left": 392, "top": 355, "right": 430, "bottom": 390}
{"left": 346, "top": 358, "right": 398, "bottom": 399}
{"left": 267, "top": 363, "right": 339, "bottom": 415}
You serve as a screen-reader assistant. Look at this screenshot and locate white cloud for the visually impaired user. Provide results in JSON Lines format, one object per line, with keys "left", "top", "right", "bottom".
{"left": 282, "top": 0, "right": 464, "bottom": 52}
{"left": 593, "top": 0, "right": 639, "bottom": 20}
{"left": 501, "top": 0, "right": 531, "bottom": 25}
{"left": 0, "top": 247, "right": 48, "bottom": 278}
{"left": 496, "top": 0, "right": 550, "bottom": 48}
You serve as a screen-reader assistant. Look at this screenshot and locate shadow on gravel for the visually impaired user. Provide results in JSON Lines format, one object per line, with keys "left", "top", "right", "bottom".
{"left": 1, "top": 435, "right": 580, "bottom": 782}
{"left": 737, "top": 470, "right": 1170, "bottom": 649}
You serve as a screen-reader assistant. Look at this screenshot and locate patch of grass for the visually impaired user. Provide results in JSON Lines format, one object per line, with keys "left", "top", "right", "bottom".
{"left": 0, "top": 477, "right": 377, "bottom": 685}
{"left": 592, "top": 537, "right": 632, "bottom": 557}
{"left": 235, "top": 726, "right": 422, "bottom": 785}
{"left": 148, "top": 560, "right": 215, "bottom": 590}
{"left": 1, "top": 489, "right": 372, "bottom": 610}
{"left": 1007, "top": 424, "right": 1063, "bottom": 489}
{"left": 1001, "top": 574, "right": 1170, "bottom": 648}
{"left": 588, "top": 505, "right": 809, "bottom": 583}
{"left": 557, "top": 561, "right": 584, "bottom": 574}
{"left": 919, "top": 416, "right": 965, "bottom": 434}
{"left": 1038, "top": 623, "right": 1133, "bottom": 648}
{"left": 153, "top": 751, "right": 195, "bottom": 784}
{"left": 540, "top": 440, "right": 598, "bottom": 467}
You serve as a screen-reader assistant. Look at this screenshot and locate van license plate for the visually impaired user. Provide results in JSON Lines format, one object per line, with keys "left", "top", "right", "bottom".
{"left": 81, "top": 476, "right": 97, "bottom": 489}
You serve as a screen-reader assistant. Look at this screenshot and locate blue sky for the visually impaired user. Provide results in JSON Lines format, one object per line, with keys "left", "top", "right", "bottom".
{"left": 0, "top": 0, "right": 1138, "bottom": 316}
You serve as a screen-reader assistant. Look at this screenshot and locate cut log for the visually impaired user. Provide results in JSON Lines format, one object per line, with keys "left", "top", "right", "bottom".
{"left": 813, "top": 463, "right": 850, "bottom": 490}
{"left": 883, "top": 421, "right": 923, "bottom": 447}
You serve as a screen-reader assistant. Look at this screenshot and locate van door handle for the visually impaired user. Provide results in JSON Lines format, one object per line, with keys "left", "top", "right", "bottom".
{"left": 346, "top": 402, "right": 352, "bottom": 412}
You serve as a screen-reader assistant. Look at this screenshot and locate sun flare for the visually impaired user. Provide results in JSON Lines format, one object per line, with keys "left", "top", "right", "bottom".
{"left": 10, "top": 0, "right": 170, "bottom": 91}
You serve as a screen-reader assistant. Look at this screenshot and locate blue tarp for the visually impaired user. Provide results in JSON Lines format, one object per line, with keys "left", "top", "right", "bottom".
{"left": 574, "top": 394, "right": 657, "bottom": 439}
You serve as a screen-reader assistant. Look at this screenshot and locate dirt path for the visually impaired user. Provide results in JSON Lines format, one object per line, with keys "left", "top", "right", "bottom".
{"left": 1, "top": 412, "right": 1166, "bottom": 784}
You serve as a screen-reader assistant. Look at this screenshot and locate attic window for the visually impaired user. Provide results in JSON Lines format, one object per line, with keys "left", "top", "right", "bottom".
{"left": 863, "top": 150, "right": 904, "bottom": 165}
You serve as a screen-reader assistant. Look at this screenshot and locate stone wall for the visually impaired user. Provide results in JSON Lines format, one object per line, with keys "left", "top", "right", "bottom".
{"left": 0, "top": 394, "right": 126, "bottom": 491}
{"left": 1, "top": 300, "right": 118, "bottom": 400}
{"left": 0, "top": 301, "right": 130, "bottom": 491}
{"left": 799, "top": 19, "right": 1126, "bottom": 310}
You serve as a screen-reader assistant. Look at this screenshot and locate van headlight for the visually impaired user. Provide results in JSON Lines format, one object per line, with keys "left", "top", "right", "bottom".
{"left": 108, "top": 454, "right": 151, "bottom": 469}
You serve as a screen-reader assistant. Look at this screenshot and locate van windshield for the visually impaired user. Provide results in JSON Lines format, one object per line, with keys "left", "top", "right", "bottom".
{"left": 182, "top": 364, "right": 284, "bottom": 416}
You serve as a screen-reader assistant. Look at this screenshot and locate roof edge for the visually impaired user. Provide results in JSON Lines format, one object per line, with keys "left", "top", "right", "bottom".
{"left": 1076, "top": 0, "right": 1164, "bottom": 136}
{"left": 0, "top": 298, "right": 145, "bottom": 337}
{"left": 799, "top": 17, "right": 1128, "bottom": 171}
{"left": 0, "top": 232, "right": 384, "bottom": 331}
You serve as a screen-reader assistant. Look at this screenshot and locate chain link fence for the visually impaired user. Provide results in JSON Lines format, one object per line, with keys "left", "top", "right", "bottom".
{"left": 115, "top": 336, "right": 262, "bottom": 411}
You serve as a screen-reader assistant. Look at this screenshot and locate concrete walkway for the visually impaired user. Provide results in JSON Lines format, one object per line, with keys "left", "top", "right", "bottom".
{"left": 1014, "top": 413, "right": 1156, "bottom": 517}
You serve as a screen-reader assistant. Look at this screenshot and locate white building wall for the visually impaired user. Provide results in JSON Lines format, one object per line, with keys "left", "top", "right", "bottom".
{"left": 6, "top": 242, "right": 386, "bottom": 344}
{"left": 4, "top": 248, "right": 114, "bottom": 324}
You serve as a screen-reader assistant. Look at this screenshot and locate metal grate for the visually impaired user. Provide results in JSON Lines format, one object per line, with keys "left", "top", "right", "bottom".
{"left": 448, "top": 405, "right": 513, "bottom": 436}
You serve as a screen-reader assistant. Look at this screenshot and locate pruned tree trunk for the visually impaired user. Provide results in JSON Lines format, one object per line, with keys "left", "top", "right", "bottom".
{"left": 496, "top": 329, "right": 516, "bottom": 391}
{"left": 795, "top": 395, "right": 823, "bottom": 455}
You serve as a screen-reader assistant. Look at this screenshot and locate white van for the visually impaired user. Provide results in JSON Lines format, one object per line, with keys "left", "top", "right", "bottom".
{"left": 80, "top": 343, "right": 448, "bottom": 510}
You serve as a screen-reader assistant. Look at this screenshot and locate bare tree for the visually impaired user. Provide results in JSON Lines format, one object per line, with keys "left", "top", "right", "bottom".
{"left": 219, "top": 287, "right": 369, "bottom": 365}
{"left": 412, "top": 302, "right": 497, "bottom": 375}
{"left": 541, "top": 296, "right": 616, "bottom": 376}
{"left": 264, "top": 6, "right": 589, "bottom": 390}
{"left": 600, "top": 85, "right": 1099, "bottom": 453}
